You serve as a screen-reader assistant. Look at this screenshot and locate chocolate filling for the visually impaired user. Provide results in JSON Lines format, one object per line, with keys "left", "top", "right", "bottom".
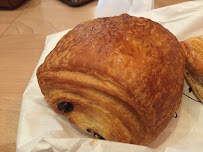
{"left": 58, "top": 102, "right": 73, "bottom": 113}
{"left": 188, "top": 87, "right": 192, "bottom": 93}
{"left": 173, "top": 112, "right": 178, "bottom": 118}
{"left": 94, "top": 132, "right": 105, "bottom": 140}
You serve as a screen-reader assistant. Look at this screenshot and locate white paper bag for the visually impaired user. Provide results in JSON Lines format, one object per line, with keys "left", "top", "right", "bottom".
{"left": 96, "top": 0, "right": 154, "bottom": 17}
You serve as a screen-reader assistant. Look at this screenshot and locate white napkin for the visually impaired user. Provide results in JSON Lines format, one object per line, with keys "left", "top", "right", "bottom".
{"left": 17, "top": 1, "right": 203, "bottom": 152}
{"left": 96, "top": 0, "right": 154, "bottom": 17}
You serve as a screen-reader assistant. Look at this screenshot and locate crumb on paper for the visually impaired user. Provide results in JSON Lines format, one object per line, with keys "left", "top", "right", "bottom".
{"left": 48, "top": 110, "right": 54, "bottom": 116}
{"left": 91, "top": 139, "right": 98, "bottom": 145}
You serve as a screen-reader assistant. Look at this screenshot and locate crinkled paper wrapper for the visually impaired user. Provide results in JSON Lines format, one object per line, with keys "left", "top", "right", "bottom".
{"left": 17, "top": 1, "right": 203, "bottom": 152}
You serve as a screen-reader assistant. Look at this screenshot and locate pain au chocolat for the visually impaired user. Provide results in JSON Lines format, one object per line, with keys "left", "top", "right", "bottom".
{"left": 181, "top": 35, "right": 203, "bottom": 102}
{"left": 36, "top": 14, "right": 185, "bottom": 145}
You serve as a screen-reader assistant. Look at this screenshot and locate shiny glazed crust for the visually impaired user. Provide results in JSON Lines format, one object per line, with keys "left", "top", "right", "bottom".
{"left": 37, "top": 14, "right": 185, "bottom": 145}
{"left": 181, "top": 35, "right": 203, "bottom": 102}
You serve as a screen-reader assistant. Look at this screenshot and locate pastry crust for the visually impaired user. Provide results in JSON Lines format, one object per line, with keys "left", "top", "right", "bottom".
{"left": 181, "top": 35, "right": 203, "bottom": 102}
{"left": 37, "top": 14, "right": 185, "bottom": 145}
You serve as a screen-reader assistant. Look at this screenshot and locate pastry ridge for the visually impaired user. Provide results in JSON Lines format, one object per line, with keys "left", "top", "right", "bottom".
{"left": 37, "top": 14, "right": 185, "bottom": 145}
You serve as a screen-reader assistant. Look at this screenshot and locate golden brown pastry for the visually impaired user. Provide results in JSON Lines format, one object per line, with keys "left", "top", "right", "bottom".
{"left": 181, "top": 35, "right": 203, "bottom": 102}
{"left": 37, "top": 14, "right": 185, "bottom": 145}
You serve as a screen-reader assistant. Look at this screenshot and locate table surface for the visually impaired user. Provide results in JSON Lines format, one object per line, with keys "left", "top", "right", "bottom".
{"left": 0, "top": 0, "right": 191, "bottom": 151}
